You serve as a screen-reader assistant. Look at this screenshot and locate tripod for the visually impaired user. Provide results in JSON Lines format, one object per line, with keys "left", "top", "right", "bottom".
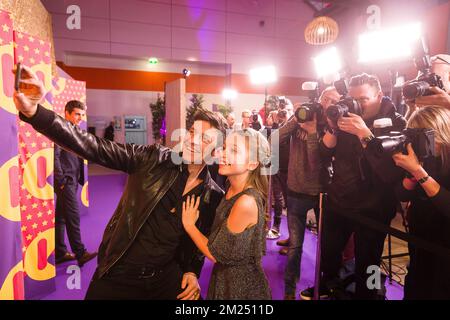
{"left": 381, "top": 203, "right": 410, "bottom": 284}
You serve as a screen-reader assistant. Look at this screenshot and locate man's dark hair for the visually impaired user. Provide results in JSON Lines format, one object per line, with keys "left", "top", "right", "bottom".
{"left": 349, "top": 73, "right": 381, "bottom": 92}
{"left": 65, "top": 100, "right": 86, "bottom": 113}
{"left": 192, "top": 109, "right": 227, "bottom": 137}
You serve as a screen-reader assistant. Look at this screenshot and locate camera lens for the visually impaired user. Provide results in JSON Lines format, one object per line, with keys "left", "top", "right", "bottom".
{"left": 295, "top": 108, "right": 309, "bottom": 122}
{"left": 326, "top": 104, "right": 346, "bottom": 122}
{"left": 402, "top": 81, "right": 431, "bottom": 100}
{"left": 373, "top": 134, "right": 407, "bottom": 156}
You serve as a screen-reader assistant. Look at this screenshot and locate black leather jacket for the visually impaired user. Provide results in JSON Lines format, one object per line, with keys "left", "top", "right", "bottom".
{"left": 20, "top": 105, "right": 224, "bottom": 279}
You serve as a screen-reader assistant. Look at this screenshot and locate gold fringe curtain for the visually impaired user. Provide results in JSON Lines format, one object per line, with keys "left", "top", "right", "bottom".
{"left": 0, "top": 0, "right": 56, "bottom": 76}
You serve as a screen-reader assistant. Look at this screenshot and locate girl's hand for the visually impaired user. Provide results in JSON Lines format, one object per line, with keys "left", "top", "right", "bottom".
{"left": 392, "top": 143, "right": 422, "bottom": 174}
{"left": 182, "top": 195, "right": 200, "bottom": 231}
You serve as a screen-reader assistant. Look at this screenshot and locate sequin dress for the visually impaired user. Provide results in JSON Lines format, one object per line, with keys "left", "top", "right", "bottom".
{"left": 206, "top": 188, "right": 271, "bottom": 300}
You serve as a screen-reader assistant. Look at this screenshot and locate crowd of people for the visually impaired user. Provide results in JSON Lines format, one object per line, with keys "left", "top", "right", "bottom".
{"left": 12, "top": 52, "right": 450, "bottom": 300}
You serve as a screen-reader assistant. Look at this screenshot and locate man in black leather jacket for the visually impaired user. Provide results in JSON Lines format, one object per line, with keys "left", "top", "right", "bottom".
{"left": 14, "top": 65, "right": 225, "bottom": 300}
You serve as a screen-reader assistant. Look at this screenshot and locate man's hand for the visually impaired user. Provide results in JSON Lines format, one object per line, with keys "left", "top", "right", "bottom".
{"left": 337, "top": 113, "right": 371, "bottom": 139}
{"left": 298, "top": 114, "right": 317, "bottom": 135}
{"left": 177, "top": 272, "right": 201, "bottom": 300}
{"left": 12, "top": 65, "right": 45, "bottom": 118}
{"left": 415, "top": 87, "right": 450, "bottom": 109}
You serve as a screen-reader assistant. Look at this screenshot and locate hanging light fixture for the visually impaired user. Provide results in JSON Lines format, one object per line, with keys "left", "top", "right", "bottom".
{"left": 304, "top": 16, "right": 339, "bottom": 45}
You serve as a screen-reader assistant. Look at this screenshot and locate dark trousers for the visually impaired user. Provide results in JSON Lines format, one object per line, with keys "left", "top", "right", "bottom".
{"left": 270, "top": 170, "right": 288, "bottom": 229}
{"left": 55, "top": 180, "right": 86, "bottom": 259}
{"left": 284, "top": 194, "right": 319, "bottom": 296}
{"left": 85, "top": 261, "right": 185, "bottom": 300}
{"left": 320, "top": 203, "right": 391, "bottom": 300}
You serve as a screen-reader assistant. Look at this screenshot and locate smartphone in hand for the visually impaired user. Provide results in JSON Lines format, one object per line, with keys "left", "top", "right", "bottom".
{"left": 14, "top": 62, "right": 22, "bottom": 92}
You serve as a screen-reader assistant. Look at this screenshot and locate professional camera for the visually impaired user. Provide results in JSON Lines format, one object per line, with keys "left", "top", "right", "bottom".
{"left": 295, "top": 82, "right": 322, "bottom": 123}
{"left": 278, "top": 109, "right": 287, "bottom": 119}
{"left": 372, "top": 128, "right": 436, "bottom": 162}
{"left": 326, "top": 79, "right": 362, "bottom": 126}
{"left": 402, "top": 37, "right": 444, "bottom": 101}
{"left": 251, "top": 111, "right": 262, "bottom": 131}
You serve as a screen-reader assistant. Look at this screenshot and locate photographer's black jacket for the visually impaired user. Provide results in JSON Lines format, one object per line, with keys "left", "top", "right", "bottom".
{"left": 396, "top": 161, "right": 450, "bottom": 299}
{"left": 320, "top": 97, "right": 407, "bottom": 214}
{"left": 20, "top": 105, "right": 224, "bottom": 279}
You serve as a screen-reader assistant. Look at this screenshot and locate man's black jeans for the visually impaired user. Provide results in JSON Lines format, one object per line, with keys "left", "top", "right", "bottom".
{"left": 85, "top": 260, "right": 186, "bottom": 300}
{"left": 55, "top": 179, "right": 86, "bottom": 259}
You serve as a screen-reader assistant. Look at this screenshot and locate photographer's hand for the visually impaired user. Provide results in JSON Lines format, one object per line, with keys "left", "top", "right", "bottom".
{"left": 298, "top": 114, "right": 317, "bottom": 134}
{"left": 337, "top": 113, "right": 372, "bottom": 140}
{"left": 415, "top": 87, "right": 450, "bottom": 110}
{"left": 393, "top": 144, "right": 441, "bottom": 197}
{"left": 392, "top": 143, "right": 421, "bottom": 174}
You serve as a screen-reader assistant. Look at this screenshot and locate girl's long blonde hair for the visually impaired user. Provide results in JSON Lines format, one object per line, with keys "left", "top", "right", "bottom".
{"left": 232, "top": 128, "right": 271, "bottom": 202}
{"left": 408, "top": 106, "right": 450, "bottom": 173}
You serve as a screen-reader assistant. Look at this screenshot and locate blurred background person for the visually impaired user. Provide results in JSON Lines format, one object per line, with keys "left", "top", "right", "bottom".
{"left": 266, "top": 109, "right": 289, "bottom": 240}
{"left": 104, "top": 120, "right": 115, "bottom": 141}
{"left": 226, "top": 112, "right": 236, "bottom": 130}
{"left": 237, "top": 109, "right": 252, "bottom": 130}
{"left": 54, "top": 100, "right": 98, "bottom": 266}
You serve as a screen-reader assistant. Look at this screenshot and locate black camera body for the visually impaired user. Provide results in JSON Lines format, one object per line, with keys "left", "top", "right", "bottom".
{"left": 326, "top": 97, "right": 363, "bottom": 125}
{"left": 326, "top": 79, "right": 363, "bottom": 126}
{"left": 402, "top": 37, "right": 445, "bottom": 101}
{"left": 278, "top": 109, "right": 287, "bottom": 118}
{"left": 295, "top": 102, "right": 323, "bottom": 123}
{"left": 251, "top": 111, "right": 262, "bottom": 131}
{"left": 373, "top": 128, "right": 436, "bottom": 161}
{"left": 295, "top": 82, "right": 322, "bottom": 123}
{"left": 402, "top": 74, "right": 444, "bottom": 101}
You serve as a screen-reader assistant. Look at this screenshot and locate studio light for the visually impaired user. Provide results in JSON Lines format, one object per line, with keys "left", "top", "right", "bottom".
{"left": 222, "top": 88, "right": 238, "bottom": 100}
{"left": 358, "top": 22, "right": 422, "bottom": 63}
{"left": 249, "top": 65, "right": 278, "bottom": 85}
{"left": 313, "top": 46, "right": 342, "bottom": 79}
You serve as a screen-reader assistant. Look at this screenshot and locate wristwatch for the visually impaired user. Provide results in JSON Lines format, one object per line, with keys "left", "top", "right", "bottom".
{"left": 417, "top": 175, "right": 430, "bottom": 184}
{"left": 360, "top": 133, "right": 375, "bottom": 146}
{"left": 326, "top": 126, "right": 336, "bottom": 135}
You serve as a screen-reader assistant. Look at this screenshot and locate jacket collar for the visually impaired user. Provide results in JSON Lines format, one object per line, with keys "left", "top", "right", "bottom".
{"left": 366, "top": 96, "right": 397, "bottom": 128}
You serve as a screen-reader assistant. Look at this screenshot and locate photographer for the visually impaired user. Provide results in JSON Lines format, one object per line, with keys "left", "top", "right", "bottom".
{"left": 405, "top": 54, "right": 450, "bottom": 119}
{"left": 279, "top": 86, "right": 340, "bottom": 300}
{"left": 393, "top": 106, "right": 450, "bottom": 300}
{"left": 301, "top": 73, "right": 406, "bottom": 300}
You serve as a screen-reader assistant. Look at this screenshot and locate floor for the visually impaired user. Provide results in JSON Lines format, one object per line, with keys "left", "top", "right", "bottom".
{"left": 41, "top": 171, "right": 404, "bottom": 300}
